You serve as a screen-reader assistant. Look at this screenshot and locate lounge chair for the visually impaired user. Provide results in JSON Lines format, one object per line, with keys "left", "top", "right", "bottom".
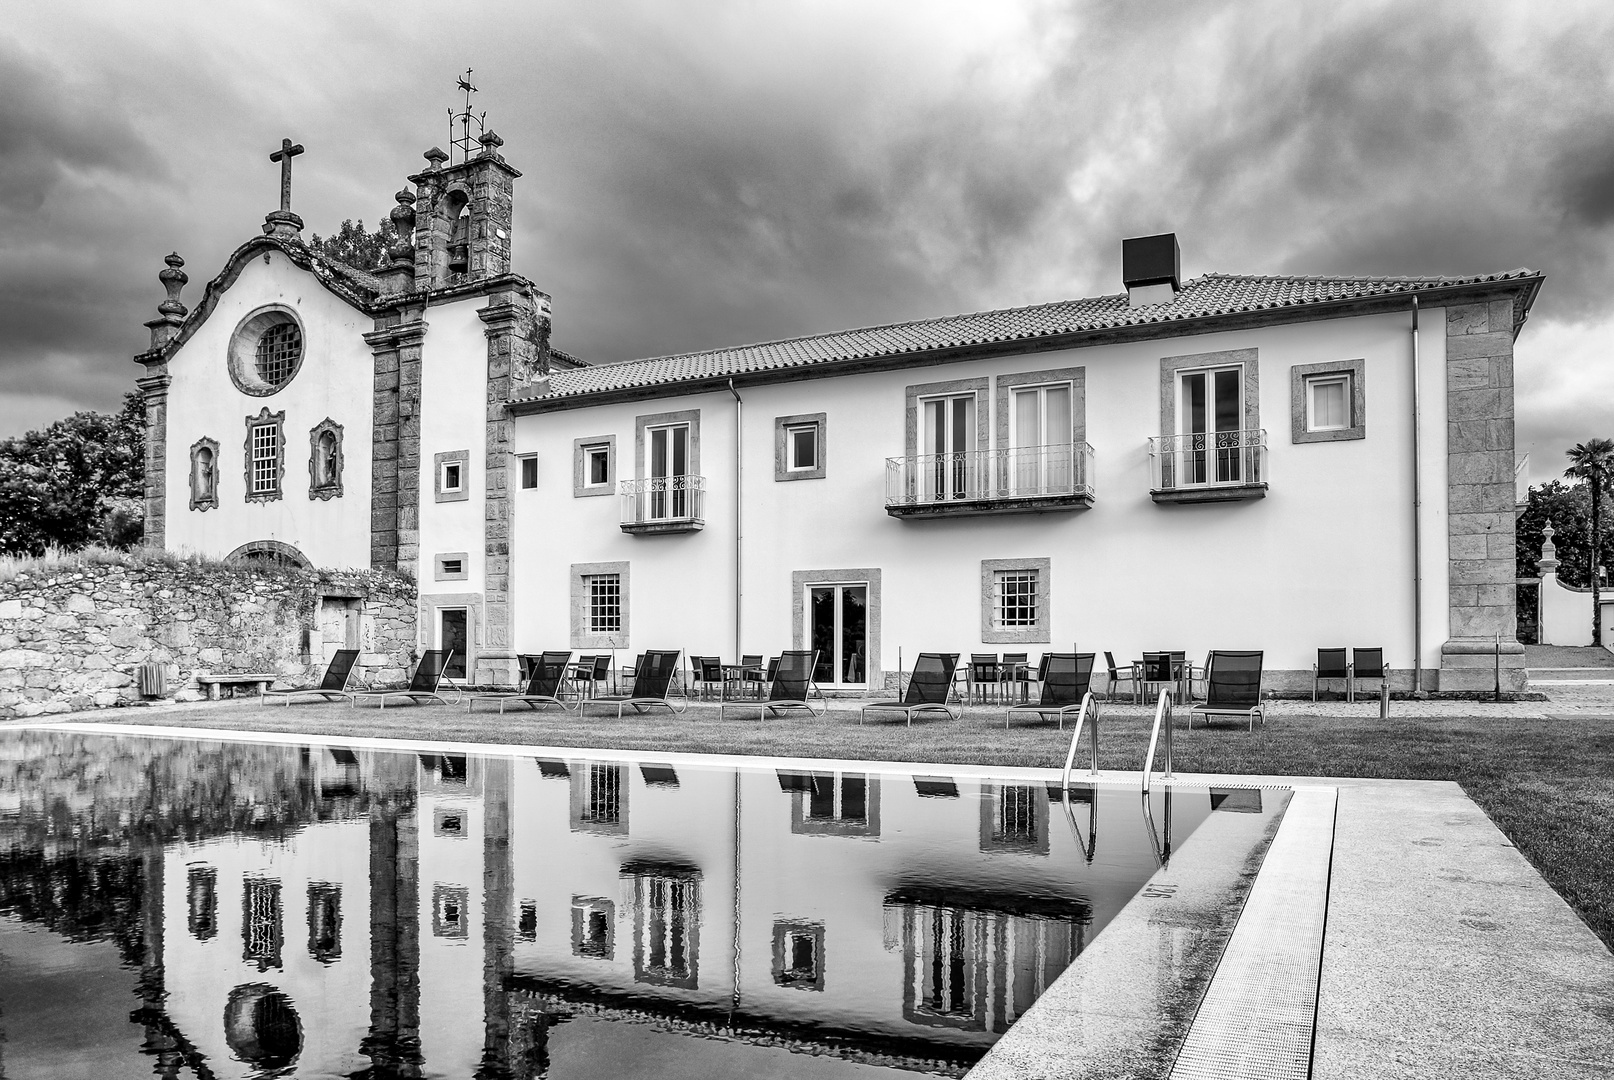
{"left": 861, "top": 652, "right": 961, "bottom": 726}
{"left": 580, "top": 649, "right": 687, "bottom": 718}
{"left": 468, "top": 651, "right": 575, "bottom": 713}
{"left": 1104, "top": 651, "right": 1136, "bottom": 702}
{"left": 350, "top": 649, "right": 460, "bottom": 709}
{"left": 260, "top": 648, "right": 359, "bottom": 705}
{"left": 1313, "top": 647, "right": 1350, "bottom": 702}
{"left": 1005, "top": 653, "right": 1094, "bottom": 729}
{"left": 1351, "top": 647, "right": 1386, "bottom": 701}
{"left": 720, "top": 650, "right": 825, "bottom": 720}
{"left": 1189, "top": 650, "right": 1265, "bottom": 730}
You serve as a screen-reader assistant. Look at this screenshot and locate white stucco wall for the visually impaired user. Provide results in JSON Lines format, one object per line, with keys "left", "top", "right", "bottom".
{"left": 162, "top": 250, "right": 374, "bottom": 569}
{"left": 511, "top": 311, "right": 1442, "bottom": 682}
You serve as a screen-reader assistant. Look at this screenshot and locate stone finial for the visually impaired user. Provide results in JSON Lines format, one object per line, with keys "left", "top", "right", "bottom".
{"left": 144, "top": 253, "right": 188, "bottom": 349}
{"left": 1540, "top": 520, "right": 1559, "bottom": 575}
{"left": 423, "top": 146, "right": 448, "bottom": 169}
{"left": 388, "top": 189, "right": 417, "bottom": 261}
{"left": 478, "top": 129, "right": 505, "bottom": 157}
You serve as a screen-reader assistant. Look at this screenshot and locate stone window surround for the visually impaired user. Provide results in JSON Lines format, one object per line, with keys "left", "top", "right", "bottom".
{"left": 774, "top": 413, "right": 827, "bottom": 481}
{"left": 572, "top": 435, "right": 617, "bottom": 498}
{"left": 904, "top": 377, "right": 991, "bottom": 459}
{"left": 243, "top": 407, "right": 285, "bottom": 504}
{"left": 993, "top": 366, "right": 1087, "bottom": 449}
{"left": 1290, "top": 358, "right": 1366, "bottom": 443}
{"left": 571, "top": 561, "right": 630, "bottom": 650}
{"left": 420, "top": 591, "right": 482, "bottom": 675}
{"left": 434, "top": 449, "right": 469, "bottom": 503}
{"left": 228, "top": 305, "right": 305, "bottom": 397}
{"left": 308, "top": 418, "right": 345, "bottom": 501}
{"left": 771, "top": 919, "right": 827, "bottom": 992}
{"left": 634, "top": 409, "right": 702, "bottom": 479}
{"left": 980, "top": 557, "right": 1052, "bottom": 644}
{"left": 1158, "top": 347, "right": 1260, "bottom": 437}
{"left": 790, "top": 568, "right": 882, "bottom": 690}
{"left": 189, "top": 435, "right": 219, "bottom": 512}
{"left": 434, "top": 552, "right": 469, "bottom": 582}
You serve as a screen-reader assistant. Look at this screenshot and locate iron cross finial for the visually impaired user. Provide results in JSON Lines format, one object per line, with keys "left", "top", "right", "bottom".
{"left": 269, "top": 138, "right": 305, "bottom": 213}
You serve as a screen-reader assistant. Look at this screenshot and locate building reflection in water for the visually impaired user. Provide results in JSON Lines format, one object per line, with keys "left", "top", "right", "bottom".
{"left": 0, "top": 731, "right": 1279, "bottom": 1078}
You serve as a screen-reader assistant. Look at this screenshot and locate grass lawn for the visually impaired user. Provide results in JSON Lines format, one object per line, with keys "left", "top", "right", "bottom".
{"left": 65, "top": 696, "right": 1614, "bottom": 951}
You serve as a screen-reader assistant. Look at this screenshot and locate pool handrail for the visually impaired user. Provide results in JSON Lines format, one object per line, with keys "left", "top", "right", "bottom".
{"left": 1058, "top": 691, "right": 1101, "bottom": 789}
{"left": 1142, "top": 686, "right": 1174, "bottom": 793}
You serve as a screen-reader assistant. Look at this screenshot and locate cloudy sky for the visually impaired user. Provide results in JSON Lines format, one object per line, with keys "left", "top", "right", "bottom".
{"left": 2, "top": 1, "right": 1611, "bottom": 484}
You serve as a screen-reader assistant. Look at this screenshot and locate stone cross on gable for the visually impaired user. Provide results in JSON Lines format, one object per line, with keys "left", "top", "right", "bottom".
{"left": 269, "top": 138, "right": 304, "bottom": 212}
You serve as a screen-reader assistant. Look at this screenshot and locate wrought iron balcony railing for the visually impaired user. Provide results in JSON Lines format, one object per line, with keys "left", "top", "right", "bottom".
{"left": 885, "top": 444, "right": 1095, "bottom": 516}
{"left": 621, "top": 475, "right": 705, "bottom": 532}
{"left": 1148, "top": 429, "right": 1268, "bottom": 502}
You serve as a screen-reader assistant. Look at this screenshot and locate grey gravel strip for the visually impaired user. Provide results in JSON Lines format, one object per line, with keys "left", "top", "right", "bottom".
{"left": 1169, "top": 785, "right": 1337, "bottom": 1080}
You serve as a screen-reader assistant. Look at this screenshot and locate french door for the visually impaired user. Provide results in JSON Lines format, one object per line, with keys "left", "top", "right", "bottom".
{"left": 1179, "top": 367, "right": 1243, "bottom": 484}
{"left": 807, "top": 584, "right": 868, "bottom": 687}
{"left": 922, "top": 395, "right": 975, "bottom": 501}
{"left": 440, "top": 608, "right": 468, "bottom": 679}
{"left": 1010, "top": 384, "right": 1073, "bottom": 495}
{"left": 647, "top": 423, "right": 690, "bottom": 519}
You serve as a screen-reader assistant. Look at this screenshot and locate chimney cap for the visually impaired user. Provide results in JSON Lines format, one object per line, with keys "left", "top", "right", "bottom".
{"left": 1122, "top": 233, "right": 1180, "bottom": 290}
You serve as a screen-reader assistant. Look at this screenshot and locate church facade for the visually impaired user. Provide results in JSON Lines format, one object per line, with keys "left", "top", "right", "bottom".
{"left": 133, "top": 133, "right": 1542, "bottom": 692}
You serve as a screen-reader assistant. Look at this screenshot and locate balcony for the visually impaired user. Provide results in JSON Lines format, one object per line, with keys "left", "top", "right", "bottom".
{"left": 1148, "top": 429, "right": 1268, "bottom": 503}
{"left": 621, "top": 475, "right": 705, "bottom": 534}
{"left": 885, "top": 444, "right": 1095, "bottom": 518}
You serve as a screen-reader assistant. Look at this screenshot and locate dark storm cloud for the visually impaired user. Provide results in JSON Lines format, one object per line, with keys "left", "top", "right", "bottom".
{"left": 2, "top": 0, "right": 1612, "bottom": 468}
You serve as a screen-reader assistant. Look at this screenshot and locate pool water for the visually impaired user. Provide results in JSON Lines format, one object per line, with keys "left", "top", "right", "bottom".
{"left": 0, "top": 729, "right": 1282, "bottom": 1079}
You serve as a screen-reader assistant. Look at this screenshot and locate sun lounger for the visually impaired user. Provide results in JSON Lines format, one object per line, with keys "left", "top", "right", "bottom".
{"left": 349, "top": 649, "right": 460, "bottom": 709}
{"left": 468, "top": 650, "right": 575, "bottom": 713}
{"left": 1189, "top": 650, "right": 1265, "bottom": 730}
{"left": 579, "top": 649, "right": 686, "bottom": 718}
{"left": 1005, "top": 652, "right": 1094, "bottom": 729}
{"left": 258, "top": 648, "right": 360, "bottom": 705}
{"left": 720, "top": 650, "right": 825, "bottom": 720}
{"left": 861, "top": 652, "right": 960, "bottom": 726}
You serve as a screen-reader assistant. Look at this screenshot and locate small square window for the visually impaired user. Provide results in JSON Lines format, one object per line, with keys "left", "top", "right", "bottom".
{"left": 1306, "top": 374, "right": 1351, "bottom": 432}
{"left": 774, "top": 413, "right": 826, "bottom": 481}
{"left": 434, "top": 450, "right": 470, "bottom": 502}
{"left": 586, "top": 446, "right": 610, "bottom": 486}
{"left": 981, "top": 558, "right": 1050, "bottom": 643}
{"left": 788, "top": 425, "right": 818, "bottom": 471}
{"left": 442, "top": 461, "right": 463, "bottom": 492}
{"left": 435, "top": 553, "right": 469, "bottom": 582}
{"left": 520, "top": 456, "right": 538, "bottom": 489}
{"left": 574, "top": 437, "right": 617, "bottom": 497}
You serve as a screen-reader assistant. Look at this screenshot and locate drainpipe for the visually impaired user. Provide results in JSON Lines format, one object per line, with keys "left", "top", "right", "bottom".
{"left": 729, "top": 379, "right": 743, "bottom": 660}
{"left": 1411, "top": 295, "right": 1424, "bottom": 693}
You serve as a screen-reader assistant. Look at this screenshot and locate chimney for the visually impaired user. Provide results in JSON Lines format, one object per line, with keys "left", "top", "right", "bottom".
{"left": 1123, "top": 232, "right": 1180, "bottom": 308}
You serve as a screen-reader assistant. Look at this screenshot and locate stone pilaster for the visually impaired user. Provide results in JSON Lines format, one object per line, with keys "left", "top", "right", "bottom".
{"left": 366, "top": 314, "right": 428, "bottom": 575}
{"left": 1442, "top": 297, "right": 1526, "bottom": 691}
{"left": 136, "top": 372, "right": 170, "bottom": 550}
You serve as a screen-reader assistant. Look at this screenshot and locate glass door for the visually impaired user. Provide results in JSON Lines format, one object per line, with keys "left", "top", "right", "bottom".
{"left": 1179, "top": 368, "right": 1242, "bottom": 484}
{"left": 439, "top": 608, "right": 468, "bottom": 679}
{"left": 1011, "top": 384, "right": 1073, "bottom": 495}
{"left": 922, "top": 395, "right": 975, "bottom": 501}
{"left": 648, "top": 423, "right": 689, "bottom": 519}
{"left": 808, "top": 583, "right": 868, "bottom": 687}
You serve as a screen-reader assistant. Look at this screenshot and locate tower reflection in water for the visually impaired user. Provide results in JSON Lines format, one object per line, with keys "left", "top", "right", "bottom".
{"left": 0, "top": 731, "right": 1265, "bottom": 1078}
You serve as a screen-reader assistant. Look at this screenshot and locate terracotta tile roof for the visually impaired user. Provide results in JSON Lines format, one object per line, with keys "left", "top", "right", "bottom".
{"left": 519, "top": 269, "right": 1539, "bottom": 403}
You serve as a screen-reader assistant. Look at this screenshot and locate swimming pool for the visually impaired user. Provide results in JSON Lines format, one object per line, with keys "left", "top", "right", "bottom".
{"left": 0, "top": 728, "right": 1289, "bottom": 1078}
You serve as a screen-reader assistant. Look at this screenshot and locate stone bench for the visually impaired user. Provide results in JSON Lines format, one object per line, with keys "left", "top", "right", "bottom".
{"left": 195, "top": 673, "right": 279, "bottom": 700}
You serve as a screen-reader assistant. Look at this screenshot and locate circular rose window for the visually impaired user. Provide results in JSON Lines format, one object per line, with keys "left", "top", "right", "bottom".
{"left": 228, "top": 307, "right": 304, "bottom": 395}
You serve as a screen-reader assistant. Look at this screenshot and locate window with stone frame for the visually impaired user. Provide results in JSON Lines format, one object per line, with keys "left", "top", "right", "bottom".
{"left": 434, "top": 449, "right": 470, "bottom": 503}
{"left": 570, "top": 561, "right": 629, "bottom": 649}
{"left": 774, "top": 413, "right": 827, "bottom": 481}
{"left": 1290, "top": 359, "right": 1366, "bottom": 444}
{"left": 243, "top": 407, "right": 286, "bottom": 503}
{"left": 189, "top": 436, "right": 220, "bottom": 511}
{"left": 308, "top": 418, "right": 344, "bottom": 500}
{"left": 980, "top": 558, "right": 1051, "bottom": 644}
{"left": 573, "top": 436, "right": 617, "bottom": 497}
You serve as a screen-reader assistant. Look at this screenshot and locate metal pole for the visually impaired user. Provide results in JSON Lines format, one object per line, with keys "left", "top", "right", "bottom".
{"left": 1380, "top": 679, "right": 1390, "bottom": 720}
{"left": 1494, "top": 631, "right": 1502, "bottom": 702}
{"left": 728, "top": 380, "right": 743, "bottom": 662}
{"left": 1411, "top": 295, "right": 1425, "bottom": 693}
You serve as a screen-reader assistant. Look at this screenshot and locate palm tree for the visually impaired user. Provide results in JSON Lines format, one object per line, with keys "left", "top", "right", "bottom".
{"left": 1564, "top": 438, "right": 1614, "bottom": 645}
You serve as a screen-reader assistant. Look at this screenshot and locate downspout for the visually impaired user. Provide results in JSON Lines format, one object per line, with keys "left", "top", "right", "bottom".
{"left": 1411, "top": 295, "right": 1424, "bottom": 693}
{"left": 729, "top": 379, "right": 743, "bottom": 661}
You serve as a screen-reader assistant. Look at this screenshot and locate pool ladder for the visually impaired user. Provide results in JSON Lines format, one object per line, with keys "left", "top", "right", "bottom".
{"left": 1059, "top": 692, "right": 1101, "bottom": 790}
{"left": 1142, "top": 686, "right": 1174, "bottom": 794}
{"left": 1059, "top": 687, "right": 1176, "bottom": 793}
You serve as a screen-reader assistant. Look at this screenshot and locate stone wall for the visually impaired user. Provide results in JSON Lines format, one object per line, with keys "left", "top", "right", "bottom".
{"left": 0, "top": 553, "right": 416, "bottom": 719}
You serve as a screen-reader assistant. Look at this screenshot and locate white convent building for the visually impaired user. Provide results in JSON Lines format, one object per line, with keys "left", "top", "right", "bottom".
{"left": 133, "top": 130, "right": 1541, "bottom": 693}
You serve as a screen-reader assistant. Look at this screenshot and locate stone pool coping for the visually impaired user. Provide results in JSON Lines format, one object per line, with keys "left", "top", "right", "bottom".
{"left": 11, "top": 721, "right": 1614, "bottom": 1078}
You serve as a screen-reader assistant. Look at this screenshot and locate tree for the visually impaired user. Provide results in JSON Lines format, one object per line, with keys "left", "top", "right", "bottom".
{"left": 1564, "top": 438, "right": 1614, "bottom": 643}
{"left": 0, "top": 392, "right": 145, "bottom": 556}
{"left": 1516, "top": 480, "right": 1607, "bottom": 585}
{"left": 309, "top": 217, "right": 399, "bottom": 271}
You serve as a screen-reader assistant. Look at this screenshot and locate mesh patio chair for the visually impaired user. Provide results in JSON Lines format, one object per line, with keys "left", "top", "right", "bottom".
{"left": 1351, "top": 647, "right": 1386, "bottom": 701}
{"left": 1141, "top": 652, "right": 1176, "bottom": 704}
{"left": 1005, "top": 653, "right": 1094, "bottom": 729}
{"left": 1169, "top": 650, "right": 1189, "bottom": 701}
{"left": 1104, "top": 651, "right": 1137, "bottom": 703}
{"left": 721, "top": 650, "right": 826, "bottom": 720}
{"left": 350, "top": 649, "right": 460, "bottom": 709}
{"left": 261, "top": 648, "right": 360, "bottom": 705}
{"left": 1313, "top": 647, "right": 1351, "bottom": 702}
{"left": 581, "top": 649, "right": 687, "bottom": 718}
{"left": 1002, "top": 652, "right": 1031, "bottom": 703}
{"left": 861, "top": 652, "right": 961, "bottom": 726}
{"left": 468, "top": 651, "right": 576, "bottom": 714}
{"left": 740, "top": 654, "right": 766, "bottom": 698}
{"left": 1189, "top": 650, "right": 1266, "bottom": 731}
{"left": 692, "top": 656, "right": 725, "bottom": 700}
{"left": 517, "top": 653, "right": 542, "bottom": 682}
{"left": 969, "top": 653, "right": 1001, "bottom": 705}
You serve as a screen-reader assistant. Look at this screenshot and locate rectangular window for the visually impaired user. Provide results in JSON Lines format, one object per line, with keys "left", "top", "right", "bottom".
{"left": 442, "top": 461, "right": 463, "bottom": 492}
{"left": 788, "top": 425, "right": 818, "bottom": 470}
{"left": 1306, "top": 374, "right": 1351, "bottom": 431}
{"left": 520, "top": 456, "right": 538, "bottom": 489}
{"left": 774, "top": 413, "right": 827, "bottom": 481}
{"left": 585, "top": 574, "right": 622, "bottom": 634}
{"left": 441, "top": 558, "right": 463, "bottom": 577}
{"left": 587, "top": 446, "right": 610, "bottom": 486}
{"left": 994, "top": 571, "right": 1038, "bottom": 629}
{"left": 250, "top": 424, "right": 278, "bottom": 494}
{"left": 574, "top": 436, "right": 618, "bottom": 497}
{"left": 434, "top": 449, "right": 470, "bottom": 503}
